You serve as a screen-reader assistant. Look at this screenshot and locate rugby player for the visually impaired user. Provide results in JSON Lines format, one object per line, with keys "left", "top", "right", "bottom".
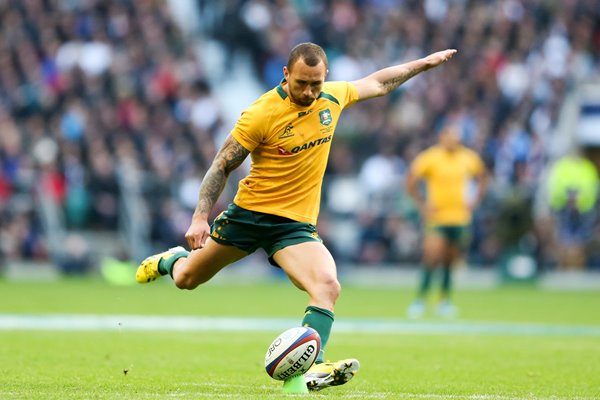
{"left": 137, "top": 42, "right": 456, "bottom": 390}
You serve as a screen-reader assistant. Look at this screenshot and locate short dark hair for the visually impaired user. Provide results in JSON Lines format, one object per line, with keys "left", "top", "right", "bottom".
{"left": 287, "top": 42, "right": 328, "bottom": 71}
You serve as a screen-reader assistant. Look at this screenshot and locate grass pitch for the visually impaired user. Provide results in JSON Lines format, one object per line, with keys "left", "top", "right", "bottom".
{"left": 1, "top": 277, "right": 599, "bottom": 399}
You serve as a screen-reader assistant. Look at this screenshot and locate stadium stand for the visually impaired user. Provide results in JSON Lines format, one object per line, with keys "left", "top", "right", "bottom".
{"left": 1, "top": 0, "right": 600, "bottom": 274}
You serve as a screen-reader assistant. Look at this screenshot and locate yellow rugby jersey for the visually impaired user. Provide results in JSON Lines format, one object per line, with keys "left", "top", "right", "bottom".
{"left": 231, "top": 80, "right": 359, "bottom": 224}
{"left": 411, "top": 145, "right": 485, "bottom": 226}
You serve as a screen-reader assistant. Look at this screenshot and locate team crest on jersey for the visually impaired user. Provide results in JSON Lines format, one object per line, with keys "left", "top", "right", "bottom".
{"left": 279, "top": 124, "right": 294, "bottom": 138}
{"left": 319, "top": 109, "right": 332, "bottom": 126}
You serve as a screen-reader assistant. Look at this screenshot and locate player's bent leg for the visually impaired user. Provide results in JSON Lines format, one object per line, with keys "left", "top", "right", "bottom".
{"left": 172, "top": 237, "right": 248, "bottom": 289}
{"left": 304, "top": 358, "right": 360, "bottom": 391}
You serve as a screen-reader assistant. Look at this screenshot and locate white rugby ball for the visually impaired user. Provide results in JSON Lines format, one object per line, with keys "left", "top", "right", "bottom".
{"left": 264, "top": 326, "right": 321, "bottom": 380}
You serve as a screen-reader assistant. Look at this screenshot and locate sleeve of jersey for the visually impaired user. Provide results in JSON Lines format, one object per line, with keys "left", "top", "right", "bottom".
{"left": 230, "top": 104, "right": 265, "bottom": 152}
{"left": 326, "top": 81, "right": 360, "bottom": 108}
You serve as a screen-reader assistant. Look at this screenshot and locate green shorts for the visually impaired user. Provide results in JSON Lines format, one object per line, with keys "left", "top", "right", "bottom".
{"left": 427, "top": 225, "right": 471, "bottom": 248}
{"left": 210, "top": 203, "right": 322, "bottom": 267}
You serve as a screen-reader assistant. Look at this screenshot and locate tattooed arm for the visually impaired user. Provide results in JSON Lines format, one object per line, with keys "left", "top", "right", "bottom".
{"left": 185, "top": 135, "right": 250, "bottom": 249}
{"left": 351, "top": 49, "right": 457, "bottom": 102}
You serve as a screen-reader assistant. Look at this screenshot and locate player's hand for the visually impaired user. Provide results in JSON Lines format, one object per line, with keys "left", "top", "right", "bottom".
{"left": 467, "top": 201, "right": 478, "bottom": 212}
{"left": 424, "top": 49, "right": 457, "bottom": 69}
{"left": 185, "top": 215, "right": 211, "bottom": 250}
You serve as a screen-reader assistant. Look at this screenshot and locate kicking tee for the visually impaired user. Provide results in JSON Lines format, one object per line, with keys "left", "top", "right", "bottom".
{"left": 411, "top": 145, "right": 485, "bottom": 226}
{"left": 231, "top": 80, "right": 359, "bottom": 225}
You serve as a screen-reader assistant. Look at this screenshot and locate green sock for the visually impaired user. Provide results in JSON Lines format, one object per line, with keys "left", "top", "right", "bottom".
{"left": 157, "top": 250, "right": 189, "bottom": 277}
{"left": 301, "top": 305, "right": 334, "bottom": 364}
{"left": 418, "top": 266, "right": 434, "bottom": 297}
{"left": 441, "top": 263, "right": 452, "bottom": 298}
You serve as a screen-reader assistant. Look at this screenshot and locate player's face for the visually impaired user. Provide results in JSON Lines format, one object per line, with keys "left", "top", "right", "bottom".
{"left": 439, "top": 128, "right": 461, "bottom": 151}
{"left": 284, "top": 59, "right": 327, "bottom": 107}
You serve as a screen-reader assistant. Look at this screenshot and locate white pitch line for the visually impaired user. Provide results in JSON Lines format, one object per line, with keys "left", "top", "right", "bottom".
{"left": 0, "top": 314, "right": 599, "bottom": 337}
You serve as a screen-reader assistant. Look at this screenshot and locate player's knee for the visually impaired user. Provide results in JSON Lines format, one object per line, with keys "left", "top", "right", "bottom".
{"left": 322, "top": 275, "right": 341, "bottom": 302}
{"left": 173, "top": 272, "right": 200, "bottom": 290}
{"left": 423, "top": 252, "right": 442, "bottom": 266}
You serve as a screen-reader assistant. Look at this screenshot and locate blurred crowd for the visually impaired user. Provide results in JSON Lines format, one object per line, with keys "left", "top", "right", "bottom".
{"left": 1, "top": 0, "right": 600, "bottom": 273}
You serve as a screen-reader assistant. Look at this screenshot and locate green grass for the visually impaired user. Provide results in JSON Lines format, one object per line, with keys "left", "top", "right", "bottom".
{"left": 2, "top": 278, "right": 599, "bottom": 324}
{"left": 1, "top": 278, "right": 600, "bottom": 399}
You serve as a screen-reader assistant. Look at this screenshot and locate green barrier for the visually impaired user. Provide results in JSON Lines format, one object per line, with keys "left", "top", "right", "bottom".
{"left": 100, "top": 257, "right": 136, "bottom": 286}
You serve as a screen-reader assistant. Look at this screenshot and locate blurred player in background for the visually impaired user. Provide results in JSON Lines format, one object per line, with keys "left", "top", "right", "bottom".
{"left": 136, "top": 42, "right": 456, "bottom": 390}
{"left": 406, "top": 124, "right": 488, "bottom": 319}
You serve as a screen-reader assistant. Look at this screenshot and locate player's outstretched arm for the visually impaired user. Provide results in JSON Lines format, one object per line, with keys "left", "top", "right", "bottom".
{"left": 185, "top": 134, "right": 250, "bottom": 249}
{"left": 351, "top": 49, "right": 457, "bottom": 102}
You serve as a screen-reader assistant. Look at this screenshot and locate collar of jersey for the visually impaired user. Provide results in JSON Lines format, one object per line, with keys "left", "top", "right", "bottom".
{"left": 277, "top": 79, "right": 289, "bottom": 100}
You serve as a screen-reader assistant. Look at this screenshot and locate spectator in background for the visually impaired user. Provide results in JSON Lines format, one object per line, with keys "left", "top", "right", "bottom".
{"left": 358, "top": 137, "right": 406, "bottom": 214}
{"left": 493, "top": 159, "right": 538, "bottom": 278}
{"left": 405, "top": 124, "right": 488, "bottom": 318}
{"left": 58, "top": 233, "right": 93, "bottom": 275}
{"left": 87, "top": 142, "right": 120, "bottom": 230}
{"left": 1, "top": 0, "right": 599, "bottom": 271}
{"left": 547, "top": 149, "right": 599, "bottom": 270}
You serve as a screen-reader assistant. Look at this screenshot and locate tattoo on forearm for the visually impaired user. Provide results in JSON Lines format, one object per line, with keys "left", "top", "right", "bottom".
{"left": 196, "top": 168, "right": 226, "bottom": 215}
{"left": 382, "top": 66, "right": 419, "bottom": 93}
{"left": 196, "top": 137, "right": 250, "bottom": 215}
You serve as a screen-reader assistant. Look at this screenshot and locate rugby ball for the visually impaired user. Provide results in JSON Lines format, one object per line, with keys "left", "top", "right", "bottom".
{"left": 264, "top": 326, "right": 321, "bottom": 380}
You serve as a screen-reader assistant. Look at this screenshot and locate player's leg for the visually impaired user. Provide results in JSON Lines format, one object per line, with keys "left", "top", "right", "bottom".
{"left": 172, "top": 238, "right": 248, "bottom": 289}
{"left": 441, "top": 243, "right": 460, "bottom": 298}
{"left": 437, "top": 226, "right": 468, "bottom": 318}
{"left": 436, "top": 243, "right": 460, "bottom": 318}
{"left": 420, "top": 229, "right": 447, "bottom": 295}
{"left": 137, "top": 203, "right": 254, "bottom": 287}
{"left": 136, "top": 237, "right": 248, "bottom": 288}
{"left": 272, "top": 241, "right": 339, "bottom": 358}
{"left": 272, "top": 241, "right": 359, "bottom": 391}
{"left": 407, "top": 229, "right": 445, "bottom": 318}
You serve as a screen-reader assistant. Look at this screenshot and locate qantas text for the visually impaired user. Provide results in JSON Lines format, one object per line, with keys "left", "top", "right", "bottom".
{"left": 291, "top": 135, "right": 332, "bottom": 154}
